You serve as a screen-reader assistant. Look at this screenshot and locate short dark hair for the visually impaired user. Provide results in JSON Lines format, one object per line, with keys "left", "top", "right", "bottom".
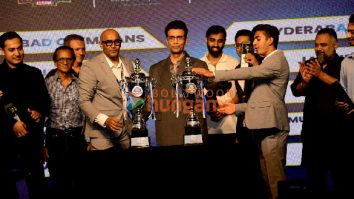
{"left": 206, "top": 25, "right": 226, "bottom": 38}
{"left": 0, "top": 31, "right": 23, "bottom": 49}
{"left": 317, "top": 28, "right": 338, "bottom": 41}
{"left": 52, "top": 46, "right": 76, "bottom": 62}
{"left": 63, "top": 34, "right": 84, "bottom": 47}
{"left": 235, "top": 29, "right": 254, "bottom": 42}
{"left": 349, "top": 13, "right": 354, "bottom": 23}
{"left": 164, "top": 20, "right": 188, "bottom": 37}
{"left": 252, "top": 24, "right": 279, "bottom": 48}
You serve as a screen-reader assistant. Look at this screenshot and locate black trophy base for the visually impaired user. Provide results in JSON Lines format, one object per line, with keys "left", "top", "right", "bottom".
{"left": 185, "top": 126, "right": 201, "bottom": 135}
{"left": 131, "top": 128, "right": 148, "bottom": 137}
{"left": 184, "top": 126, "right": 203, "bottom": 145}
{"left": 131, "top": 129, "right": 150, "bottom": 148}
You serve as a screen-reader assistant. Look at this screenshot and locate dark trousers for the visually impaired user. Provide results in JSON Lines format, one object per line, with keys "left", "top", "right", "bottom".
{"left": 206, "top": 133, "right": 237, "bottom": 146}
{"left": 5, "top": 134, "right": 46, "bottom": 199}
{"left": 45, "top": 127, "right": 86, "bottom": 199}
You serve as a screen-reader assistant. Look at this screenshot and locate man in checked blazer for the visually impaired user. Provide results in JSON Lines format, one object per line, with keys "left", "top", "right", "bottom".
{"left": 193, "top": 24, "right": 290, "bottom": 199}
{"left": 78, "top": 28, "right": 135, "bottom": 151}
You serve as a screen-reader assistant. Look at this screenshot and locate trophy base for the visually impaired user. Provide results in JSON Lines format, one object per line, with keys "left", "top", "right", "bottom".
{"left": 131, "top": 128, "right": 149, "bottom": 148}
{"left": 184, "top": 126, "right": 202, "bottom": 145}
{"left": 131, "top": 136, "right": 150, "bottom": 148}
{"left": 184, "top": 134, "right": 203, "bottom": 145}
{"left": 131, "top": 127, "right": 148, "bottom": 137}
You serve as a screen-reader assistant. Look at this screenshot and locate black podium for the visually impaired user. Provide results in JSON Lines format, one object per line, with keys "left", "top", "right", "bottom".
{"left": 79, "top": 144, "right": 267, "bottom": 198}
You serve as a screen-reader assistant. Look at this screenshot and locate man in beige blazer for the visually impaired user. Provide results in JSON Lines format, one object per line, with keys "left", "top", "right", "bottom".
{"left": 78, "top": 29, "right": 135, "bottom": 151}
{"left": 193, "top": 24, "right": 290, "bottom": 199}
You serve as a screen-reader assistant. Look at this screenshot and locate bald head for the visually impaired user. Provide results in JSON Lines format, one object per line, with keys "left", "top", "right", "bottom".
{"left": 99, "top": 28, "right": 122, "bottom": 61}
{"left": 100, "top": 28, "right": 120, "bottom": 41}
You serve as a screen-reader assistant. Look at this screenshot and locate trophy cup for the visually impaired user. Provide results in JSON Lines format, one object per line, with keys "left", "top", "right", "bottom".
{"left": 171, "top": 57, "right": 205, "bottom": 145}
{"left": 125, "top": 58, "right": 155, "bottom": 148}
{"left": 241, "top": 41, "right": 252, "bottom": 68}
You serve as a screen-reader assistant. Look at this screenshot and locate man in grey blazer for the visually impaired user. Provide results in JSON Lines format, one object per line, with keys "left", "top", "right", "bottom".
{"left": 78, "top": 28, "right": 135, "bottom": 151}
{"left": 193, "top": 24, "right": 290, "bottom": 199}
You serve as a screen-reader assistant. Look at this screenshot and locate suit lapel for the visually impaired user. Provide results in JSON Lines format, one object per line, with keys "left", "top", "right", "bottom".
{"left": 98, "top": 53, "right": 122, "bottom": 97}
{"left": 121, "top": 57, "right": 133, "bottom": 77}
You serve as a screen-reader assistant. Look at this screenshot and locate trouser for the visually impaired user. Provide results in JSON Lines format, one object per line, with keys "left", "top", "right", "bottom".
{"left": 254, "top": 129, "right": 288, "bottom": 199}
{"left": 45, "top": 127, "right": 86, "bottom": 199}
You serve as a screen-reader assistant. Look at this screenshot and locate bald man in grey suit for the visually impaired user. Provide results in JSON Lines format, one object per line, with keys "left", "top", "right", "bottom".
{"left": 79, "top": 29, "right": 135, "bottom": 151}
{"left": 193, "top": 24, "right": 289, "bottom": 199}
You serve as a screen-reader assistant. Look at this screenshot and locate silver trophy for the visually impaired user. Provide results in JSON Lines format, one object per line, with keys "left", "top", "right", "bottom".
{"left": 125, "top": 58, "right": 155, "bottom": 147}
{"left": 241, "top": 41, "right": 252, "bottom": 68}
{"left": 171, "top": 57, "right": 204, "bottom": 144}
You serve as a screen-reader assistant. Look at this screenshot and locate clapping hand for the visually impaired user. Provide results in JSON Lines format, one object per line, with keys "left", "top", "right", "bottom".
{"left": 299, "top": 61, "right": 312, "bottom": 83}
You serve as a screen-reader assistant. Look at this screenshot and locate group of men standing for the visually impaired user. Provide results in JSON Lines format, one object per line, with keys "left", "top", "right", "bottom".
{"left": 0, "top": 14, "right": 353, "bottom": 199}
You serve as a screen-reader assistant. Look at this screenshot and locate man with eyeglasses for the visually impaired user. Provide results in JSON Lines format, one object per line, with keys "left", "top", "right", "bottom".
{"left": 200, "top": 25, "right": 239, "bottom": 145}
{"left": 233, "top": 29, "right": 257, "bottom": 145}
{"left": 44, "top": 46, "right": 86, "bottom": 199}
{"left": 149, "top": 20, "right": 209, "bottom": 146}
{"left": 79, "top": 28, "right": 137, "bottom": 151}
{"left": 46, "top": 34, "right": 86, "bottom": 78}
{"left": 0, "top": 31, "right": 50, "bottom": 199}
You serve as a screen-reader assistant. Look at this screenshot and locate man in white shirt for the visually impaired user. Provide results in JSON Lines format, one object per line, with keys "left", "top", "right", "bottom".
{"left": 200, "top": 25, "right": 239, "bottom": 145}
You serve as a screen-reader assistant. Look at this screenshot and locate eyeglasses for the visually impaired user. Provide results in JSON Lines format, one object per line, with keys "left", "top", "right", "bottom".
{"left": 57, "top": 57, "right": 73, "bottom": 63}
{"left": 234, "top": 43, "right": 242, "bottom": 48}
{"left": 101, "top": 39, "right": 122, "bottom": 47}
{"left": 167, "top": 36, "right": 185, "bottom": 41}
{"left": 347, "top": 29, "right": 354, "bottom": 34}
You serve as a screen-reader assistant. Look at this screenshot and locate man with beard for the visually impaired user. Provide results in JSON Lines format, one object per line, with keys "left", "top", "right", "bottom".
{"left": 149, "top": 20, "right": 209, "bottom": 146}
{"left": 200, "top": 25, "right": 239, "bottom": 145}
{"left": 0, "top": 31, "right": 50, "bottom": 199}
{"left": 290, "top": 28, "right": 345, "bottom": 198}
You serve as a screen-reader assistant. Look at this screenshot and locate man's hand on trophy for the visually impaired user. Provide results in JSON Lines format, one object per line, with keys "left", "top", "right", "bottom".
{"left": 105, "top": 117, "right": 123, "bottom": 133}
{"left": 192, "top": 68, "right": 214, "bottom": 78}
{"left": 208, "top": 110, "right": 225, "bottom": 122}
{"left": 217, "top": 102, "right": 236, "bottom": 115}
{"left": 244, "top": 53, "right": 259, "bottom": 66}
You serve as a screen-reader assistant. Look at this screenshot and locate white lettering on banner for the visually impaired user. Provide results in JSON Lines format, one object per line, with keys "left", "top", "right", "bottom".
{"left": 285, "top": 47, "right": 353, "bottom": 72}
{"left": 226, "top": 15, "right": 348, "bottom": 44}
{"left": 288, "top": 112, "right": 303, "bottom": 136}
{"left": 286, "top": 143, "right": 302, "bottom": 166}
{"left": 0, "top": 27, "right": 166, "bottom": 54}
{"left": 27, "top": 61, "right": 55, "bottom": 77}
{"left": 18, "top": 0, "right": 72, "bottom": 7}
